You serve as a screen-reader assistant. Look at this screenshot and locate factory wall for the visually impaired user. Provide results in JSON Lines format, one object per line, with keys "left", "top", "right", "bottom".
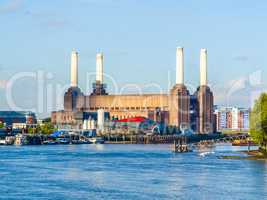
{"left": 52, "top": 47, "right": 215, "bottom": 134}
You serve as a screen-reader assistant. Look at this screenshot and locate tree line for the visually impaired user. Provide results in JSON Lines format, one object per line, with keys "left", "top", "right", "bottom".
{"left": 250, "top": 93, "right": 267, "bottom": 153}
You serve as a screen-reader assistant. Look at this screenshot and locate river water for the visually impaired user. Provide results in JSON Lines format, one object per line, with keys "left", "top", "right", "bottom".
{"left": 0, "top": 144, "right": 266, "bottom": 200}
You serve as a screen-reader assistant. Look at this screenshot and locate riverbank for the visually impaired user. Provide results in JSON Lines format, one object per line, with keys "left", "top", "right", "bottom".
{"left": 0, "top": 133, "right": 225, "bottom": 146}
{"left": 221, "top": 149, "right": 267, "bottom": 161}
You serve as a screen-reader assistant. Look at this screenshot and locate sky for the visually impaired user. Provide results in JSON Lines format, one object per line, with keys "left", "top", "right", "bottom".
{"left": 0, "top": 0, "right": 267, "bottom": 118}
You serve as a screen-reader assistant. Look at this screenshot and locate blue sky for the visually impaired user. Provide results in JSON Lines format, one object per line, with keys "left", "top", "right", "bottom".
{"left": 0, "top": 0, "right": 266, "bottom": 117}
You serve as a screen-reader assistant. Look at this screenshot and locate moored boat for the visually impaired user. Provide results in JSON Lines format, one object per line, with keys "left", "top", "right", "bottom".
{"left": 14, "top": 134, "right": 28, "bottom": 145}
{"left": 56, "top": 138, "right": 70, "bottom": 144}
{"left": 43, "top": 140, "right": 58, "bottom": 145}
{"left": 232, "top": 139, "right": 257, "bottom": 146}
{"left": 71, "top": 139, "right": 91, "bottom": 144}
{"left": 89, "top": 137, "right": 104, "bottom": 144}
{"left": 0, "top": 139, "right": 6, "bottom": 145}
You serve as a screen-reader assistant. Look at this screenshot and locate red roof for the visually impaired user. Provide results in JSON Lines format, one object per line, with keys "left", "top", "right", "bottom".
{"left": 113, "top": 116, "right": 147, "bottom": 123}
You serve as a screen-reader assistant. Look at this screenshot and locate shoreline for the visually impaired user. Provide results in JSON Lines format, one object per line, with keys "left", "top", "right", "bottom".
{"left": 221, "top": 150, "right": 267, "bottom": 161}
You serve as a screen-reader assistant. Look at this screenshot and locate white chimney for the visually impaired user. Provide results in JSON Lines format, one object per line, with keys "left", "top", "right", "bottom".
{"left": 96, "top": 53, "right": 104, "bottom": 83}
{"left": 176, "top": 47, "right": 184, "bottom": 85}
{"left": 200, "top": 48, "right": 207, "bottom": 86}
{"left": 70, "top": 50, "right": 78, "bottom": 87}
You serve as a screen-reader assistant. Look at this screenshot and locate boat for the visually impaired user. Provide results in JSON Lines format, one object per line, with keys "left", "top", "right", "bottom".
{"left": 43, "top": 140, "right": 57, "bottom": 145}
{"left": 173, "top": 144, "right": 193, "bottom": 153}
{"left": 71, "top": 139, "right": 91, "bottom": 144}
{"left": 0, "top": 139, "right": 6, "bottom": 145}
{"left": 14, "top": 134, "right": 28, "bottom": 145}
{"left": 232, "top": 139, "right": 257, "bottom": 146}
{"left": 56, "top": 138, "right": 70, "bottom": 144}
{"left": 172, "top": 139, "right": 193, "bottom": 153}
{"left": 89, "top": 137, "right": 104, "bottom": 144}
{"left": 5, "top": 136, "right": 15, "bottom": 145}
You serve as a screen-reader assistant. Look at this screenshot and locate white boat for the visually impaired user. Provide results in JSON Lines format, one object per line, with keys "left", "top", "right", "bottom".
{"left": 5, "top": 136, "right": 15, "bottom": 145}
{"left": 0, "top": 136, "right": 15, "bottom": 145}
{"left": 15, "top": 134, "right": 28, "bottom": 145}
{"left": 89, "top": 137, "right": 104, "bottom": 144}
{"left": 0, "top": 139, "right": 6, "bottom": 145}
{"left": 43, "top": 140, "right": 57, "bottom": 145}
{"left": 56, "top": 138, "right": 70, "bottom": 144}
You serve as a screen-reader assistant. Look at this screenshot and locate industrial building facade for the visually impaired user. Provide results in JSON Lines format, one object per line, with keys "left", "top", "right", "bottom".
{"left": 52, "top": 47, "right": 215, "bottom": 134}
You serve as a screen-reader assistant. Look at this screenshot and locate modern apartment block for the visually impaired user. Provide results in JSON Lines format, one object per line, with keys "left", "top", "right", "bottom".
{"left": 214, "top": 106, "right": 250, "bottom": 131}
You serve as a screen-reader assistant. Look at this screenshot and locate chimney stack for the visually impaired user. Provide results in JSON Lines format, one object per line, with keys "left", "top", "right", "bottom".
{"left": 200, "top": 48, "right": 207, "bottom": 86}
{"left": 176, "top": 47, "right": 184, "bottom": 85}
{"left": 70, "top": 50, "right": 78, "bottom": 87}
{"left": 96, "top": 53, "right": 104, "bottom": 83}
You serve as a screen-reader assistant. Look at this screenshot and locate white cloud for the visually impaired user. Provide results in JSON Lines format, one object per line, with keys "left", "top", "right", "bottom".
{"left": 213, "top": 71, "right": 266, "bottom": 108}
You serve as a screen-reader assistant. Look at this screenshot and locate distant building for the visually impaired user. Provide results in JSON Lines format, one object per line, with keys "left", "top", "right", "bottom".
{"left": 111, "top": 116, "right": 160, "bottom": 134}
{"left": 0, "top": 111, "right": 37, "bottom": 128}
{"left": 52, "top": 48, "right": 215, "bottom": 134}
{"left": 214, "top": 106, "right": 250, "bottom": 131}
{"left": 51, "top": 110, "right": 109, "bottom": 130}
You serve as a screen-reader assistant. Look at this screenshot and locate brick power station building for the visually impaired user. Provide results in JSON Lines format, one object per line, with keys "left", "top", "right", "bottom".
{"left": 52, "top": 47, "right": 215, "bottom": 134}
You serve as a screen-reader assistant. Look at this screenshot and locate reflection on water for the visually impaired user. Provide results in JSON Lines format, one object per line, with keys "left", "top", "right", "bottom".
{"left": 0, "top": 144, "right": 266, "bottom": 200}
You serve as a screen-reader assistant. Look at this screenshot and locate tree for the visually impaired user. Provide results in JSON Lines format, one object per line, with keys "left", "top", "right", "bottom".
{"left": 39, "top": 122, "right": 56, "bottom": 135}
{"left": 28, "top": 127, "right": 38, "bottom": 134}
{"left": 250, "top": 93, "right": 267, "bottom": 152}
{"left": 28, "top": 127, "right": 34, "bottom": 134}
{"left": 0, "top": 122, "right": 4, "bottom": 129}
{"left": 42, "top": 117, "right": 51, "bottom": 123}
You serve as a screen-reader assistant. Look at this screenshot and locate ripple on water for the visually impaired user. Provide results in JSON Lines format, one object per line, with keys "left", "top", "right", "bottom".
{"left": 0, "top": 144, "right": 266, "bottom": 200}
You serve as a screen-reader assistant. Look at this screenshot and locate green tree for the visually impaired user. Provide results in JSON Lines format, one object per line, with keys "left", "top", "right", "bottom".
{"left": 0, "top": 122, "right": 4, "bottom": 129}
{"left": 28, "top": 127, "right": 38, "bottom": 134}
{"left": 28, "top": 127, "right": 34, "bottom": 134}
{"left": 250, "top": 93, "right": 267, "bottom": 152}
{"left": 40, "top": 122, "right": 56, "bottom": 135}
{"left": 42, "top": 117, "right": 51, "bottom": 123}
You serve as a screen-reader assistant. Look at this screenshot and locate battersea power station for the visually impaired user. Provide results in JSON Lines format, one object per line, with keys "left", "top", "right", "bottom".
{"left": 52, "top": 47, "right": 215, "bottom": 134}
